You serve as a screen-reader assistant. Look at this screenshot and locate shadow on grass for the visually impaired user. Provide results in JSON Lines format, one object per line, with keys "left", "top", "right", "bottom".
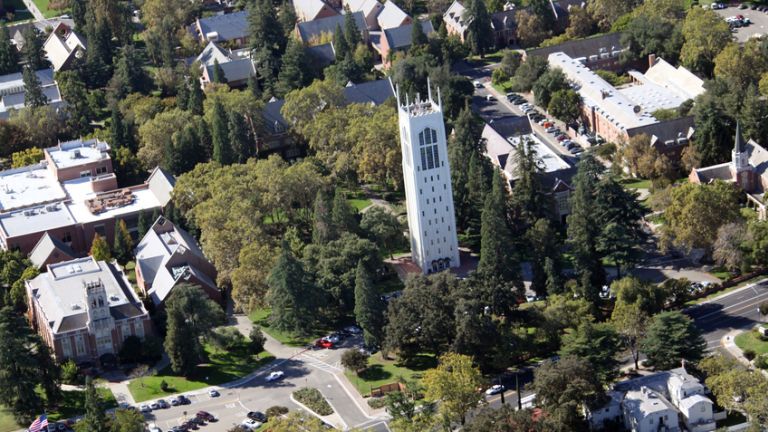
{"left": 398, "top": 354, "right": 438, "bottom": 371}
{"left": 357, "top": 365, "right": 392, "bottom": 382}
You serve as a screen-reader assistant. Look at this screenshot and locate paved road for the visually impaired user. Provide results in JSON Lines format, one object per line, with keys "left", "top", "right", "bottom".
{"left": 686, "top": 280, "right": 768, "bottom": 350}
{"left": 20, "top": 0, "right": 45, "bottom": 21}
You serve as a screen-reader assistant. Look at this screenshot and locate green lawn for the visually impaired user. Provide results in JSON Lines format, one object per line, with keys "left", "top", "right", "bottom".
{"left": 348, "top": 198, "right": 372, "bottom": 212}
{"left": 0, "top": 388, "right": 116, "bottom": 430}
{"left": 1, "top": 0, "right": 34, "bottom": 22}
{"left": 344, "top": 353, "right": 436, "bottom": 397}
{"left": 468, "top": 51, "right": 504, "bottom": 66}
{"left": 735, "top": 329, "right": 768, "bottom": 355}
{"left": 249, "top": 307, "right": 329, "bottom": 346}
{"left": 31, "top": 0, "right": 63, "bottom": 18}
{"left": 127, "top": 345, "right": 275, "bottom": 402}
{"left": 620, "top": 178, "right": 652, "bottom": 190}
{"left": 0, "top": 408, "right": 20, "bottom": 432}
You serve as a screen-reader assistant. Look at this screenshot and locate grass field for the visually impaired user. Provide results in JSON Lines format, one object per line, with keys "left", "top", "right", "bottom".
{"left": 348, "top": 198, "right": 372, "bottom": 212}
{"left": 735, "top": 329, "right": 768, "bottom": 355}
{"left": 0, "top": 388, "right": 116, "bottom": 431}
{"left": 620, "top": 178, "right": 652, "bottom": 190}
{"left": 344, "top": 353, "right": 436, "bottom": 397}
{"left": 31, "top": 0, "right": 63, "bottom": 18}
{"left": 0, "top": 408, "right": 20, "bottom": 432}
{"left": 1, "top": 0, "right": 34, "bottom": 22}
{"left": 249, "top": 308, "right": 330, "bottom": 346}
{"left": 127, "top": 345, "right": 274, "bottom": 402}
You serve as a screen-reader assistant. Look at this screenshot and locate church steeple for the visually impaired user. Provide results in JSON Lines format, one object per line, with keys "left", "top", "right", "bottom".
{"left": 735, "top": 121, "right": 746, "bottom": 154}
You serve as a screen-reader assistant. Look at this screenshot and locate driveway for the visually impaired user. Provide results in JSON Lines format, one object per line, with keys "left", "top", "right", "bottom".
{"left": 713, "top": 4, "right": 768, "bottom": 43}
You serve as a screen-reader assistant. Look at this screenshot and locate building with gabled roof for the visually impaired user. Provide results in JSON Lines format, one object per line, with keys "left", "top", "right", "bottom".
{"left": 134, "top": 217, "right": 220, "bottom": 307}
{"left": 195, "top": 42, "right": 256, "bottom": 88}
{"left": 343, "top": 0, "right": 384, "bottom": 29}
{"left": 377, "top": 20, "right": 434, "bottom": 68}
{"left": 29, "top": 232, "right": 78, "bottom": 269}
{"left": 377, "top": 0, "right": 410, "bottom": 30}
{"left": 193, "top": 10, "right": 250, "bottom": 47}
{"left": 43, "top": 23, "right": 86, "bottom": 72}
{"left": 26, "top": 256, "right": 152, "bottom": 363}
{"left": 296, "top": 11, "right": 368, "bottom": 45}
{"left": 0, "top": 68, "right": 65, "bottom": 120}
{"left": 293, "top": 0, "right": 339, "bottom": 22}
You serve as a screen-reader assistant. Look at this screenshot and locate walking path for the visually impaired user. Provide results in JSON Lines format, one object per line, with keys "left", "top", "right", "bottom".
{"left": 20, "top": 0, "right": 44, "bottom": 21}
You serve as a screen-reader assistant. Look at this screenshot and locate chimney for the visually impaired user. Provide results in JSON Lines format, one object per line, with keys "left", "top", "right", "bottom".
{"left": 648, "top": 53, "right": 657, "bottom": 69}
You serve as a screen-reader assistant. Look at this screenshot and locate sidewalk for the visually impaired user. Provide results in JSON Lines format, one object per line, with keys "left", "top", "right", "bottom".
{"left": 721, "top": 329, "right": 768, "bottom": 378}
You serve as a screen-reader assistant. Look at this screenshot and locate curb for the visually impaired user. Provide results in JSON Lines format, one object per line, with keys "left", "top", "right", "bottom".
{"left": 289, "top": 393, "right": 347, "bottom": 430}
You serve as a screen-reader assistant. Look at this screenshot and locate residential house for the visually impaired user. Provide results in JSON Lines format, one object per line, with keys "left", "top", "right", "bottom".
{"left": 134, "top": 217, "right": 220, "bottom": 307}
{"left": 587, "top": 367, "right": 717, "bottom": 432}
{"left": 0, "top": 68, "right": 65, "bottom": 120}
{"left": 548, "top": 52, "right": 701, "bottom": 151}
{"left": 42, "top": 23, "right": 86, "bottom": 72}
{"left": 377, "top": 20, "right": 434, "bottom": 68}
{"left": 377, "top": 0, "right": 410, "bottom": 30}
{"left": 296, "top": 11, "right": 368, "bottom": 45}
{"left": 193, "top": 11, "right": 249, "bottom": 47}
{"left": 26, "top": 257, "right": 152, "bottom": 363}
{"left": 195, "top": 41, "right": 256, "bottom": 88}
{"left": 690, "top": 123, "right": 768, "bottom": 220}
{"left": 261, "top": 78, "right": 394, "bottom": 158}
{"left": 482, "top": 120, "right": 576, "bottom": 221}
{"left": 293, "top": 0, "right": 339, "bottom": 22}
{"left": 0, "top": 138, "right": 174, "bottom": 255}
{"left": 7, "top": 18, "right": 76, "bottom": 51}
{"left": 525, "top": 32, "right": 627, "bottom": 73}
{"left": 343, "top": 0, "right": 383, "bottom": 29}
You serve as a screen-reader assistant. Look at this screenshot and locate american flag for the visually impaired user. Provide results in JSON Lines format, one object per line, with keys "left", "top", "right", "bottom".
{"left": 27, "top": 414, "right": 48, "bottom": 432}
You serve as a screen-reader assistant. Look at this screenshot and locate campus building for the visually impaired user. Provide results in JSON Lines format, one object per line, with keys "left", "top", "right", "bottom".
{"left": 26, "top": 256, "right": 152, "bottom": 363}
{"left": 0, "top": 68, "right": 65, "bottom": 120}
{"left": 548, "top": 52, "right": 703, "bottom": 151}
{"left": 396, "top": 81, "right": 460, "bottom": 273}
{"left": 0, "top": 138, "right": 174, "bottom": 255}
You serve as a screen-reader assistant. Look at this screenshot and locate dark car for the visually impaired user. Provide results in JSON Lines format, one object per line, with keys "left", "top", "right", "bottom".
{"left": 179, "top": 395, "right": 192, "bottom": 405}
{"left": 197, "top": 411, "right": 217, "bottom": 422}
{"left": 247, "top": 411, "right": 268, "bottom": 422}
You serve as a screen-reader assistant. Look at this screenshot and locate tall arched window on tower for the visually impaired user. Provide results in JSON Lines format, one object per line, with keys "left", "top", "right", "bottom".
{"left": 418, "top": 127, "right": 440, "bottom": 171}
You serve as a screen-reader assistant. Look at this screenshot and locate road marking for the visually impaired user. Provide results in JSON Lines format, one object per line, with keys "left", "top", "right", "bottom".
{"left": 225, "top": 403, "right": 236, "bottom": 409}
{"left": 694, "top": 290, "right": 768, "bottom": 321}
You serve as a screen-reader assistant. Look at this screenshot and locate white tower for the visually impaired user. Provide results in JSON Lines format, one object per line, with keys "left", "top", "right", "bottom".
{"left": 396, "top": 80, "right": 460, "bottom": 274}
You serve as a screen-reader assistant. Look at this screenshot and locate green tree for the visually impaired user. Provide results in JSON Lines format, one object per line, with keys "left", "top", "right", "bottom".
{"left": 58, "top": 70, "right": 94, "bottom": 135}
{"left": 90, "top": 233, "right": 112, "bottom": 261}
{"left": 0, "top": 307, "right": 45, "bottom": 423}
{"left": 113, "top": 220, "right": 133, "bottom": 264}
{"left": 164, "top": 284, "right": 225, "bottom": 376}
{"left": 280, "top": 0, "right": 297, "bottom": 37}
{"left": 532, "top": 68, "right": 569, "bottom": 108}
{"left": 611, "top": 299, "right": 647, "bottom": 370}
{"left": 621, "top": 12, "right": 683, "bottom": 63}
{"left": 267, "top": 244, "right": 320, "bottom": 334}
{"left": 277, "top": 38, "right": 308, "bottom": 96}
{"left": 422, "top": 353, "right": 484, "bottom": 425}
{"left": 22, "top": 66, "right": 48, "bottom": 108}
{"left": 340, "top": 349, "right": 369, "bottom": 373}
{"left": 344, "top": 6, "right": 362, "bottom": 47}
{"left": 510, "top": 138, "right": 550, "bottom": 225}
{"left": 527, "top": 219, "right": 561, "bottom": 298}
{"left": 567, "top": 154, "right": 605, "bottom": 303}
{"left": 110, "top": 45, "right": 149, "bottom": 99}
{"left": 227, "top": 111, "right": 251, "bottom": 164}
{"left": 448, "top": 107, "right": 485, "bottom": 232}
{"left": 21, "top": 26, "right": 45, "bottom": 70}
{"left": 478, "top": 173, "right": 521, "bottom": 284}
{"left": 333, "top": 24, "right": 349, "bottom": 59}
{"left": 76, "top": 376, "right": 109, "bottom": 432}
{"left": 680, "top": 7, "right": 732, "bottom": 77}
{"left": 360, "top": 206, "right": 403, "bottom": 258}
{"left": 312, "top": 190, "right": 334, "bottom": 244}
{"left": 464, "top": 0, "right": 493, "bottom": 56}
{"left": 11, "top": 147, "right": 44, "bottom": 168}
{"left": 210, "top": 99, "right": 233, "bottom": 165}
{"left": 661, "top": 181, "right": 742, "bottom": 254}
{"left": 0, "top": 25, "right": 19, "bottom": 75}
{"left": 353, "top": 261, "right": 385, "bottom": 347}
{"left": 641, "top": 311, "right": 706, "bottom": 370}
{"left": 466, "top": 405, "right": 542, "bottom": 432}
{"left": 559, "top": 321, "right": 621, "bottom": 385}
{"left": 212, "top": 59, "right": 227, "bottom": 84}
{"left": 531, "top": 356, "right": 601, "bottom": 430}
{"left": 248, "top": 326, "right": 266, "bottom": 356}
{"left": 515, "top": 10, "right": 551, "bottom": 48}
{"left": 331, "top": 188, "right": 357, "bottom": 234}
{"left": 249, "top": 0, "right": 287, "bottom": 93}
{"left": 548, "top": 89, "right": 582, "bottom": 123}
{"left": 588, "top": 0, "right": 641, "bottom": 31}
{"left": 692, "top": 93, "right": 733, "bottom": 166}
{"left": 110, "top": 408, "right": 146, "bottom": 432}
{"left": 513, "top": 55, "right": 549, "bottom": 92}
{"left": 411, "top": 21, "right": 428, "bottom": 49}
{"left": 594, "top": 177, "right": 647, "bottom": 278}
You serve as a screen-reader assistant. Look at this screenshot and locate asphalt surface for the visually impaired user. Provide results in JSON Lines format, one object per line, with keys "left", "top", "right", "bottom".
{"left": 686, "top": 280, "right": 768, "bottom": 350}
{"left": 141, "top": 336, "right": 390, "bottom": 432}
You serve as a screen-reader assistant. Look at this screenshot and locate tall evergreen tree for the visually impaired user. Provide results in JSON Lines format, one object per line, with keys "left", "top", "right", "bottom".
{"left": 176, "top": 77, "right": 190, "bottom": 110}
{"left": 410, "top": 21, "right": 428, "bottom": 49}
{"left": 266, "top": 243, "right": 320, "bottom": 334}
{"left": 277, "top": 38, "right": 307, "bottom": 96}
{"left": 0, "top": 25, "right": 19, "bottom": 75}
{"left": 210, "top": 99, "right": 233, "bottom": 165}
{"left": 21, "top": 26, "right": 44, "bottom": 70}
{"left": 249, "top": 0, "right": 286, "bottom": 92}
{"left": 90, "top": 233, "right": 111, "bottom": 261}
{"left": 465, "top": 151, "right": 493, "bottom": 244}
{"left": 187, "top": 71, "right": 205, "bottom": 115}
{"left": 333, "top": 24, "right": 349, "bottom": 60}
{"left": 77, "top": 377, "right": 108, "bottom": 432}
{"left": 279, "top": 0, "right": 298, "bottom": 37}
{"left": 227, "top": 111, "right": 251, "bottom": 163}
{"left": 113, "top": 219, "right": 133, "bottom": 264}
{"left": 567, "top": 153, "right": 606, "bottom": 303}
{"left": 343, "top": 6, "right": 362, "bottom": 47}
{"left": 110, "top": 45, "right": 148, "bottom": 98}
{"left": 332, "top": 188, "right": 358, "bottom": 234}
{"left": 354, "top": 260, "right": 384, "bottom": 347}
{"left": 137, "top": 211, "right": 150, "bottom": 239}
{"left": 71, "top": 0, "right": 87, "bottom": 30}
{"left": 594, "top": 177, "right": 647, "bottom": 278}
{"left": 312, "top": 190, "right": 334, "bottom": 244}
{"left": 0, "top": 307, "right": 45, "bottom": 424}
{"left": 464, "top": 0, "right": 493, "bottom": 56}
{"left": 448, "top": 107, "right": 482, "bottom": 231}
{"left": 84, "top": 7, "right": 114, "bottom": 87}
{"left": 544, "top": 256, "right": 564, "bottom": 295}
{"left": 510, "top": 138, "right": 551, "bottom": 226}
{"left": 22, "top": 66, "right": 48, "bottom": 108}
{"left": 211, "top": 59, "right": 227, "bottom": 84}
{"left": 58, "top": 70, "right": 92, "bottom": 135}
{"left": 477, "top": 173, "right": 521, "bottom": 283}
{"left": 527, "top": 218, "right": 560, "bottom": 297}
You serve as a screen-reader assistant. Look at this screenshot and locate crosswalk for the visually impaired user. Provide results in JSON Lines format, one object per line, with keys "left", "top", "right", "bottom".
{"left": 299, "top": 353, "right": 343, "bottom": 373}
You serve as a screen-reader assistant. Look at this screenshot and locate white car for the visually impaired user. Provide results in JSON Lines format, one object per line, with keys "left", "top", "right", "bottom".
{"left": 148, "top": 426, "right": 162, "bottom": 432}
{"left": 266, "top": 370, "right": 285, "bottom": 382}
{"left": 242, "top": 419, "right": 263, "bottom": 429}
{"left": 139, "top": 404, "right": 151, "bottom": 413}
{"left": 473, "top": 80, "right": 482, "bottom": 88}
{"left": 209, "top": 389, "right": 220, "bottom": 397}
{"left": 485, "top": 384, "right": 505, "bottom": 395}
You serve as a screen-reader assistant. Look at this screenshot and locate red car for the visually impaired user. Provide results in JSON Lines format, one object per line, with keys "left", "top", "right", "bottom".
{"left": 556, "top": 134, "right": 567, "bottom": 141}
{"left": 315, "top": 338, "right": 334, "bottom": 349}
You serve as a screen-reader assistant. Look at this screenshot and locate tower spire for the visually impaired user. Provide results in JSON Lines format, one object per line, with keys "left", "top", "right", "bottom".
{"left": 735, "top": 121, "right": 745, "bottom": 153}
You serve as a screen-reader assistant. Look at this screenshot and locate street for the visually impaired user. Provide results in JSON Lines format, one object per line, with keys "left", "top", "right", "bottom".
{"left": 686, "top": 280, "right": 768, "bottom": 350}
{"left": 140, "top": 330, "right": 390, "bottom": 432}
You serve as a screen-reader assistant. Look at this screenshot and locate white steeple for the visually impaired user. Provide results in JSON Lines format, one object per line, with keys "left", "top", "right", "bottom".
{"left": 395, "top": 79, "right": 460, "bottom": 274}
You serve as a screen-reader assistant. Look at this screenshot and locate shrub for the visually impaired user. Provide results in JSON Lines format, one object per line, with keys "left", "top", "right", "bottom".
{"left": 367, "top": 397, "right": 387, "bottom": 409}
{"left": 119, "top": 335, "right": 143, "bottom": 364}
{"left": 209, "top": 326, "right": 246, "bottom": 350}
{"left": 744, "top": 349, "right": 756, "bottom": 361}
{"left": 61, "top": 359, "right": 79, "bottom": 385}
{"left": 293, "top": 387, "right": 333, "bottom": 416}
{"left": 754, "top": 354, "right": 768, "bottom": 369}
{"left": 266, "top": 405, "right": 289, "bottom": 418}
{"left": 249, "top": 326, "right": 267, "bottom": 356}
{"left": 341, "top": 349, "right": 369, "bottom": 374}
{"left": 759, "top": 301, "right": 768, "bottom": 317}
{"left": 141, "top": 335, "right": 164, "bottom": 362}
{"left": 160, "top": 380, "right": 169, "bottom": 392}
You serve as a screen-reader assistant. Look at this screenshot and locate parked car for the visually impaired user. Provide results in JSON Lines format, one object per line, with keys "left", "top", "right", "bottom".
{"left": 178, "top": 395, "right": 191, "bottom": 405}
{"left": 139, "top": 404, "right": 151, "bottom": 413}
{"left": 242, "top": 419, "right": 262, "bottom": 430}
{"left": 170, "top": 397, "right": 180, "bottom": 406}
{"left": 711, "top": 2, "right": 725, "bottom": 8}
{"left": 545, "top": 126, "right": 558, "bottom": 133}
{"left": 473, "top": 80, "right": 483, "bottom": 88}
{"left": 485, "top": 94, "right": 495, "bottom": 101}
{"left": 247, "top": 411, "right": 268, "bottom": 422}
{"left": 344, "top": 325, "right": 362, "bottom": 334}
{"left": 148, "top": 426, "right": 162, "bottom": 432}
{"left": 266, "top": 370, "right": 285, "bottom": 382}
{"left": 209, "top": 389, "right": 220, "bottom": 398}
{"left": 149, "top": 402, "right": 160, "bottom": 410}
{"left": 485, "top": 384, "right": 505, "bottom": 395}
{"left": 197, "top": 411, "right": 217, "bottom": 422}
{"left": 556, "top": 134, "right": 568, "bottom": 141}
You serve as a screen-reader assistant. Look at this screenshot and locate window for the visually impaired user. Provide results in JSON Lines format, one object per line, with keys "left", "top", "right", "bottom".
{"left": 420, "top": 147, "right": 427, "bottom": 170}
{"left": 75, "top": 334, "right": 86, "bottom": 356}
{"left": 422, "top": 211, "right": 425, "bottom": 217}
{"left": 135, "top": 322, "right": 144, "bottom": 338}
{"left": 60, "top": 337, "right": 72, "bottom": 358}
{"left": 94, "top": 224, "right": 106, "bottom": 236}
{"left": 431, "top": 176, "right": 433, "bottom": 181}
{"left": 439, "top": 196, "right": 442, "bottom": 202}
{"left": 424, "top": 230, "right": 427, "bottom": 237}
{"left": 79, "top": 170, "right": 90, "bottom": 178}
{"left": 61, "top": 232, "right": 72, "bottom": 244}
{"left": 431, "top": 186, "right": 434, "bottom": 192}
{"left": 419, "top": 189, "right": 422, "bottom": 195}
{"left": 444, "top": 184, "right": 447, "bottom": 190}
{"left": 95, "top": 166, "right": 108, "bottom": 175}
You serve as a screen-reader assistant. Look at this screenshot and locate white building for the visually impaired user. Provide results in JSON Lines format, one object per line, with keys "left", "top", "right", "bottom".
{"left": 396, "top": 82, "right": 460, "bottom": 274}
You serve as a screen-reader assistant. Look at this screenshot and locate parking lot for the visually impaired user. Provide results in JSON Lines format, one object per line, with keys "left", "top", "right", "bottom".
{"left": 713, "top": 4, "right": 768, "bottom": 43}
